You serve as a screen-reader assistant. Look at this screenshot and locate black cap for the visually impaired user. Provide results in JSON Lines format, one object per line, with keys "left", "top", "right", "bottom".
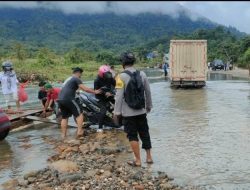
{"left": 72, "top": 67, "right": 83, "bottom": 73}
{"left": 120, "top": 52, "right": 136, "bottom": 65}
{"left": 38, "top": 81, "right": 46, "bottom": 87}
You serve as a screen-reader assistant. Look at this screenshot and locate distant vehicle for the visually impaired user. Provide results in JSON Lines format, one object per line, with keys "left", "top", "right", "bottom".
{"left": 211, "top": 59, "right": 224, "bottom": 71}
{"left": 169, "top": 40, "right": 207, "bottom": 88}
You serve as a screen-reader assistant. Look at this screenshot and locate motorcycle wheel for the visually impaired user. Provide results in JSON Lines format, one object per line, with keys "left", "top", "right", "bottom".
{"left": 0, "top": 129, "right": 10, "bottom": 141}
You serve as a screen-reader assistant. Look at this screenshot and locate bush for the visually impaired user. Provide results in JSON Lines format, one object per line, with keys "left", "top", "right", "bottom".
{"left": 95, "top": 51, "right": 119, "bottom": 65}
{"left": 37, "top": 48, "right": 56, "bottom": 66}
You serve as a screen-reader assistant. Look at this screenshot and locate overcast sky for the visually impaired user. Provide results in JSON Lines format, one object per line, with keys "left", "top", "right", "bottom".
{"left": 0, "top": 1, "right": 249, "bottom": 34}
{"left": 179, "top": 1, "right": 250, "bottom": 34}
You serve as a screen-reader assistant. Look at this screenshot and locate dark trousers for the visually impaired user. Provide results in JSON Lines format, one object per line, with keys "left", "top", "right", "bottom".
{"left": 98, "top": 101, "right": 108, "bottom": 129}
{"left": 164, "top": 70, "right": 168, "bottom": 76}
{"left": 123, "top": 114, "right": 152, "bottom": 150}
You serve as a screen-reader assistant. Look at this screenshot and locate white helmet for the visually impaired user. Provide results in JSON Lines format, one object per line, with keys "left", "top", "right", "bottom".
{"left": 2, "top": 61, "right": 13, "bottom": 71}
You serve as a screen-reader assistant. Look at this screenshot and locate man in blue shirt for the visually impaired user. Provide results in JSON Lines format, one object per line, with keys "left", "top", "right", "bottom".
{"left": 163, "top": 62, "right": 168, "bottom": 79}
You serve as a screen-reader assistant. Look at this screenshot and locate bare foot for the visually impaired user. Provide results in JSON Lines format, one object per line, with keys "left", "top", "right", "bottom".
{"left": 61, "top": 134, "right": 67, "bottom": 139}
{"left": 76, "top": 128, "right": 84, "bottom": 139}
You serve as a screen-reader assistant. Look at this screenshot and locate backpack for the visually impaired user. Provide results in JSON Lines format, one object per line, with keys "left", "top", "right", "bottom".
{"left": 122, "top": 70, "right": 145, "bottom": 109}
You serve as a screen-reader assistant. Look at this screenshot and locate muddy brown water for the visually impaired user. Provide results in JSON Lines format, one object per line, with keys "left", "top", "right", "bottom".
{"left": 0, "top": 70, "right": 250, "bottom": 190}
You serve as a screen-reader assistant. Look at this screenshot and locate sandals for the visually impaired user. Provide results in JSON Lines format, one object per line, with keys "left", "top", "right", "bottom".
{"left": 127, "top": 160, "right": 141, "bottom": 167}
{"left": 146, "top": 160, "right": 154, "bottom": 164}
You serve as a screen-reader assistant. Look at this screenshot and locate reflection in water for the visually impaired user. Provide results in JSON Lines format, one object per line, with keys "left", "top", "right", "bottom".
{"left": 207, "top": 72, "right": 246, "bottom": 81}
{"left": 0, "top": 124, "right": 69, "bottom": 184}
{"left": 148, "top": 78, "right": 250, "bottom": 189}
{"left": 0, "top": 140, "right": 14, "bottom": 171}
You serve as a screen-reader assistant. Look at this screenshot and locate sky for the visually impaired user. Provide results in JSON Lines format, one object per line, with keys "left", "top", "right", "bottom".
{"left": 0, "top": 1, "right": 249, "bottom": 34}
{"left": 179, "top": 1, "right": 250, "bottom": 34}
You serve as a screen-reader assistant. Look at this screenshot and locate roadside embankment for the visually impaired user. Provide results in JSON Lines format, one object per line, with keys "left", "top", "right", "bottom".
{"left": 208, "top": 67, "right": 250, "bottom": 80}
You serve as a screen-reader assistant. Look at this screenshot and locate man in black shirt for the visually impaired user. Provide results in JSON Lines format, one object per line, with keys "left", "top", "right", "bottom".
{"left": 58, "top": 67, "right": 101, "bottom": 139}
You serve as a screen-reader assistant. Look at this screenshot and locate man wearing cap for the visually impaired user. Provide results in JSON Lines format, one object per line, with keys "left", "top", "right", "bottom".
{"left": 43, "top": 83, "right": 61, "bottom": 115}
{"left": 58, "top": 67, "right": 101, "bottom": 139}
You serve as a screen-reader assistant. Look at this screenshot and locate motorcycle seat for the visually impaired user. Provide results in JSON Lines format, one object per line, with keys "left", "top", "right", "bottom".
{"left": 79, "top": 93, "right": 100, "bottom": 106}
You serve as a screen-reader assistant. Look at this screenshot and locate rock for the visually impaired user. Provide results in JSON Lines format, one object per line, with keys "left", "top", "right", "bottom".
{"left": 50, "top": 160, "right": 79, "bottom": 173}
{"left": 132, "top": 182, "right": 138, "bottom": 186}
{"left": 60, "top": 174, "right": 82, "bottom": 183}
{"left": 79, "top": 144, "right": 90, "bottom": 154}
{"left": 85, "top": 170, "right": 96, "bottom": 179}
{"left": 158, "top": 171, "right": 168, "bottom": 179}
{"left": 89, "top": 142, "right": 100, "bottom": 152}
{"left": 56, "top": 145, "right": 69, "bottom": 153}
{"left": 134, "top": 185, "right": 144, "bottom": 190}
{"left": 96, "top": 169, "right": 104, "bottom": 175}
{"left": 160, "top": 183, "right": 173, "bottom": 190}
{"left": 85, "top": 184, "right": 90, "bottom": 189}
{"left": 27, "top": 177, "right": 36, "bottom": 184}
{"left": 131, "top": 171, "right": 143, "bottom": 180}
{"left": 148, "top": 181, "right": 154, "bottom": 186}
{"left": 18, "top": 179, "right": 29, "bottom": 187}
{"left": 23, "top": 171, "right": 39, "bottom": 180}
{"left": 63, "top": 146, "right": 79, "bottom": 153}
{"left": 1, "top": 179, "right": 19, "bottom": 190}
{"left": 64, "top": 139, "right": 81, "bottom": 146}
{"left": 96, "top": 147, "right": 122, "bottom": 155}
{"left": 102, "top": 171, "right": 111, "bottom": 178}
{"left": 38, "top": 183, "right": 51, "bottom": 189}
{"left": 19, "top": 143, "right": 32, "bottom": 149}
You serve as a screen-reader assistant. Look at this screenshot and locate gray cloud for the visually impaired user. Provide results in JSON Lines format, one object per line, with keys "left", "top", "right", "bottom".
{"left": 180, "top": 1, "right": 250, "bottom": 34}
{"left": 0, "top": 1, "right": 249, "bottom": 33}
{"left": 0, "top": 1, "right": 199, "bottom": 19}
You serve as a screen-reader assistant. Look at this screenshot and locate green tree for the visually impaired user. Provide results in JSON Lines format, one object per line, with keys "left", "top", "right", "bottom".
{"left": 37, "top": 48, "right": 55, "bottom": 67}
{"left": 156, "top": 43, "right": 165, "bottom": 57}
{"left": 95, "top": 51, "right": 119, "bottom": 65}
{"left": 64, "top": 48, "right": 83, "bottom": 64}
{"left": 12, "top": 43, "right": 26, "bottom": 62}
{"left": 243, "top": 48, "right": 250, "bottom": 76}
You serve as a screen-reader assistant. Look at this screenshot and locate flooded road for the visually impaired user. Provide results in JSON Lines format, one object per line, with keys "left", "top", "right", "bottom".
{"left": 0, "top": 70, "right": 250, "bottom": 189}
{"left": 149, "top": 73, "right": 250, "bottom": 189}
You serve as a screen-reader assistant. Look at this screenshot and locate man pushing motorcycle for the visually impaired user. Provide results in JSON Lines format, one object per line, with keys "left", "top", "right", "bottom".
{"left": 57, "top": 67, "right": 101, "bottom": 139}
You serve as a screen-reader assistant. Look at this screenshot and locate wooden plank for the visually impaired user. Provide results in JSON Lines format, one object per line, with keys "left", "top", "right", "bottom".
{"left": 25, "top": 116, "right": 60, "bottom": 125}
{"left": 24, "top": 116, "right": 77, "bottom": 127}
{"left": 10, "top": 119, "right": 33, "bottom": 130}
{"left": 9, "top": 109, "right": 43, "bottom": 121}
{"left": 11, "top": 123, "right": 35, "bottom": 132}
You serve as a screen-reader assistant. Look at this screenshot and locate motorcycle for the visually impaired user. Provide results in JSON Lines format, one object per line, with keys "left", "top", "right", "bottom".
{"left": 75, "top": 86, "right": 122, "bottom": 129}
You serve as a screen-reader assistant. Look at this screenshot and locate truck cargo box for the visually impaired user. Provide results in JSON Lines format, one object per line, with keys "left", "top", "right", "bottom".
{"left": 169, "top": 40, "right": 207, "bottom": 88}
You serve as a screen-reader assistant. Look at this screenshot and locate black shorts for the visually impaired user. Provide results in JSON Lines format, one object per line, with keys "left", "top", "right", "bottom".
{"left": 123, "top": 114, "right": 152, "bottom": 149}
{"left": 57, "top": 99, "right": 82, "bottom": 119}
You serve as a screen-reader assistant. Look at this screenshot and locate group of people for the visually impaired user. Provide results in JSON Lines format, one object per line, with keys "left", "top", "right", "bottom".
{"left": 0, "top": 52, "right": 153, "bottom": 167}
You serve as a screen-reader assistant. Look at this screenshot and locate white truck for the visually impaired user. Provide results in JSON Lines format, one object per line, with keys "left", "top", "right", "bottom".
{"left": 169, "top": 40, "right": 207, "bottom": 88}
